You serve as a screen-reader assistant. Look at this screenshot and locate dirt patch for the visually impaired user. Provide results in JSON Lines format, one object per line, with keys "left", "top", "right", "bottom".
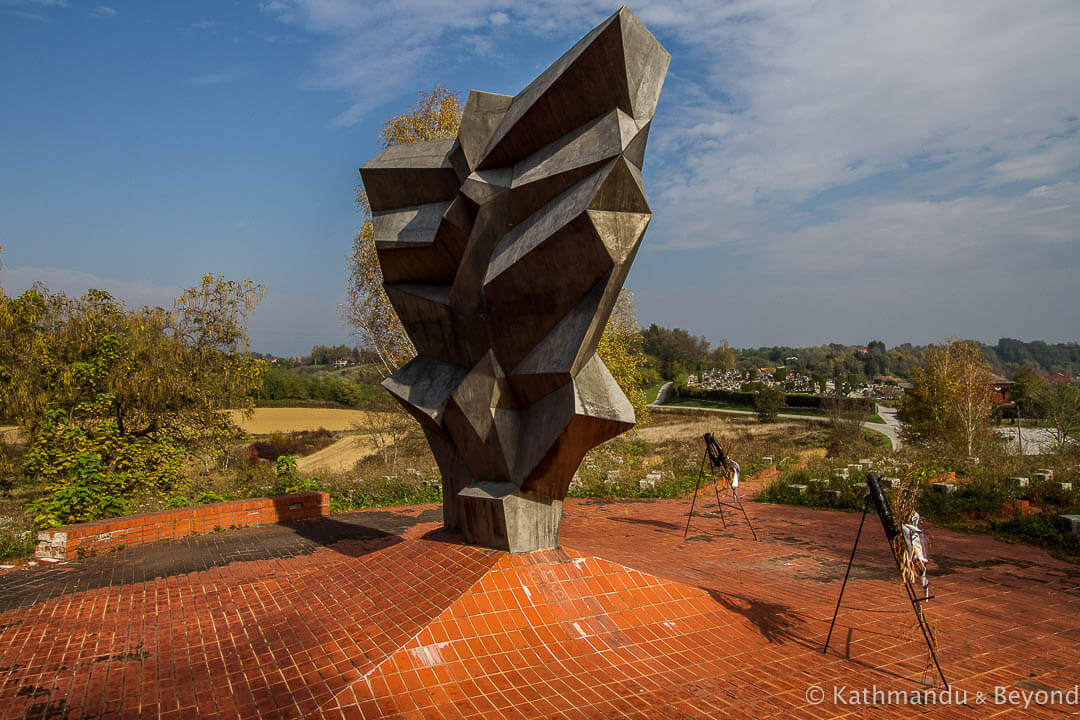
{"left": 228, "top": 408, "right": 380, "bottom": 435}
{"left": 296, "top": 434, "right": 382, "bottom": 474}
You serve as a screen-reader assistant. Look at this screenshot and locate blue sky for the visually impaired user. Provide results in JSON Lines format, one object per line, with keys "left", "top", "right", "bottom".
{"left": 2, "top": 0, "right": 1078, "bottom": 356}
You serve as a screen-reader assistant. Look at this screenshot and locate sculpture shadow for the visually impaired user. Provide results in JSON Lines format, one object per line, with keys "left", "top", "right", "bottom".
{"left": 706, "top": 588, "right": 812, "bottom": 647}
{"left": 286, "top": 517, "right": 403, "bottom": 559}
{"left": 607, "top": 516, "right": 683, "bottom": 532}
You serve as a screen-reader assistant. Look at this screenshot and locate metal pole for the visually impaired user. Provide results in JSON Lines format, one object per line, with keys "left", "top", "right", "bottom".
{"left": 713, "top": 469, "right": 728, "bottom": 528}
{"left": 684, "top": 450, "right": 708, "bottom": 539}
{"left": 1016, "top": 404, "right": 1023, "bottom": 456}
{"left": 886, "top": 536, "right": 950, "bottom": 689}
{"left": 824, "top": 496, "right": 870, "bottom": 653}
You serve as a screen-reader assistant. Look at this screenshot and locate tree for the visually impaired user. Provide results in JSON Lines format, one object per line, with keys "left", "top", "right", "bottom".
{"left": 0, "top": 274, "right": 265, "bottom": 526}
{"left": 823, "top": 396, "right": 871, "bottom": 456}
{"left": 711, "top": 341, "right": 735, "bottom": 371}
{"left": 898, "top": 338, "right": 996, "bottom": 457}
{"left": 1010, "top": 363, "right": 1046, "bottom": 417}
{"left": 596, "top": 290, "right": 649, "bottom": 420}
{"left": 754, "top": 385, "right": 785, "bottom": 423}
{"left": 1039, "top": 381, "right": 1080, "bottom": 454}
{"left": 772, "top": 367, "right": 788, "bottom": 383}
{"left": 641, "top": 324, "right": 710, "bottom": 379}
{"left": 345, "top": 84, "right": 464, "bottom": 378}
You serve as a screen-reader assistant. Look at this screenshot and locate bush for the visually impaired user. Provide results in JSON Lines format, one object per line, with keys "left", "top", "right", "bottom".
{"left": 754, "top": 386, "right": 786, "bottom": 423}
{"left": 675, "top": 385, "right": 876, "bottom": 414}
{"left": 0, "top": 530, "right": 34, "bottom": 563}
{"left": 249, "top": 428, "right": 334, "bottom": 461}
{"left": 25, "top": 410, "right": 185, "bottom": 529}
{"left": 258, "top": 367, "right": 377, "bottom": 408}
{"left": 758, "top": 468, "right": 860, "bottom": 510}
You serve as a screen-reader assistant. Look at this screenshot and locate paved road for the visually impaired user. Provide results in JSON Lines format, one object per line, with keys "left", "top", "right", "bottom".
{"left": 649, "top": 381, "right": 674, "bottom": 407}
{"left": 997, "top": 425, "right": 1058, "bottom": 455}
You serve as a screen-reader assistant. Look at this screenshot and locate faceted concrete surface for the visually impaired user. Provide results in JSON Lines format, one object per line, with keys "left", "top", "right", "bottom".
{"left": 358, "top": 7, "right": 669, "bottom": 552}
{"left": 2, "top": 482, "right": 1079, "bottom": 719}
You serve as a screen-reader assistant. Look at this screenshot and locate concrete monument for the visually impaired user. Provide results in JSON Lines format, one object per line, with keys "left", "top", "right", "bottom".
{"left": 359, "top": 7, "right": 669, "bottom": 552}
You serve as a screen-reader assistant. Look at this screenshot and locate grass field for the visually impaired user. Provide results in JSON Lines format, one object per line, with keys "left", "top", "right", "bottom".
{"left": 644, "top": 383, "right": 664, "bottom": 404}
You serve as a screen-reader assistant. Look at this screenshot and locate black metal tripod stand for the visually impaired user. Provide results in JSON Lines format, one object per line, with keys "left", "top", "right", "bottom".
{"left": 683, "top": 433, "right": 758, "bottom": 540}
{"left": 823, "top": 477, "right": 949, "bottom": 689}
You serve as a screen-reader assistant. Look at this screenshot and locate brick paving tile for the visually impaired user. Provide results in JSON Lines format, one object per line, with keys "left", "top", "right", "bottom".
{"left": 1, "top": 486, "right": 1079, "bottom": 719}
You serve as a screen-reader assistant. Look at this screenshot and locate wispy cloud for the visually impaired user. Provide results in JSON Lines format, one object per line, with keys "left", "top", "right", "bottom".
{"left": 88, "top": 5, "right": 116, "bottom": 18}
{"left": 180, "top": 19, "right": 219, "bottom": 31}
{"left": 4, "top": 9, "right": 45, "bottom": 20}
{"left": 259, "top": 0, "right": 1079, "bottom": 343}
{"left": 1, "top": 0, "right": 68, "bottom": 20}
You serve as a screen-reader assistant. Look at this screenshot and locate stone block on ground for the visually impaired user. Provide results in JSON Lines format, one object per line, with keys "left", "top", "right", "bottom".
{"left": 1058, "top": 515, "right": 1080, "bottom": 534}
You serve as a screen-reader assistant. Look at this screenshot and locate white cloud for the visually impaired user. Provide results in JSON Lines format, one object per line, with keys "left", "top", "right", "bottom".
{"left": 4, "top": 9, "right": 45, "bottom": 20}
{"left": 259, "top": 0, "right": 1080, "bottom": 342}
{"left": 988, "top": 139, "right": 1080, "bottom": 185}
{"left": 181, "top": 19, "right": 219, "bottom": 31}
{"left": 88, "top": 5, "right": 116, "bottom": 18}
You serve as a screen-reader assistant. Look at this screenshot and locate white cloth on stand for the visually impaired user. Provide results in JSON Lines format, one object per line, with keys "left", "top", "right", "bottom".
{"left": 901, "top": 512, "right": 929, "bottom": 598}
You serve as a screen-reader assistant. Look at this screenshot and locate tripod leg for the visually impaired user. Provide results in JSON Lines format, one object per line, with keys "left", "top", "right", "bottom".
{"left": 736, "top": 499, "right": 758, "bottom": 541}
{"left": 713, "top": 474, "right": 728, "bottom": 528}
{"left": 684, "top": 451, "right": 708, "bottom": 539}
{"left": 892, "top": 551, "right": 949, "bottom": 689}
{"left": 824, "top": 497, "right": 870, "bottom": 654}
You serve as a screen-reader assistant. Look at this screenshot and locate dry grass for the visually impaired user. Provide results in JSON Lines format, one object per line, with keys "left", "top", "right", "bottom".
{"left": 631, "top": 415, "right": 809, "bottom": 444}
{"left": 228, "top": 408, "right": 381, "bottom": 435}
{"left": 295, "top": 434, "right": 382, "bottom": 474}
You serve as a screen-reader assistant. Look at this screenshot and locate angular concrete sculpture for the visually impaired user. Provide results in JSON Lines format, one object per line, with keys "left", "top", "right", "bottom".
{"left": 359, "top": 7, "right": 669, "bottom": 553}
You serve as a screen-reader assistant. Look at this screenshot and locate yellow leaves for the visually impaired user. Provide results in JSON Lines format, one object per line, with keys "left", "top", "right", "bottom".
{"left": 348, "top": 84, "right": 463, "bottom": 377}
{"left": 902, "top": 338, "right": 995, "bottom": 456}
{"left": 597, "top": 289, "right": 649, "bottom": 420}
{"left": 379, "top": 84, "right": 463, "bottom": 149}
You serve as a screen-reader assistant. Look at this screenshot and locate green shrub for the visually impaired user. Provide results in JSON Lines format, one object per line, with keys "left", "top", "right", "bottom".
{"left": 991, "top": 512, "right": 1080, "bottom": 561}
{"left": 194, "top": 491, "right": 227, "bottom": 504}
{"left": 754, "top": 386, "right": 786, "bottom": 423}
{"left": 0, "top": 530, "right": 35, "bottom": 562}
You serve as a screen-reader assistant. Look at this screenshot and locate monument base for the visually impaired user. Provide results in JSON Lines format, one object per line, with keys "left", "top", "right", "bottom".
{"left": 458, "top": 481, "right": 563, "bottom": 553}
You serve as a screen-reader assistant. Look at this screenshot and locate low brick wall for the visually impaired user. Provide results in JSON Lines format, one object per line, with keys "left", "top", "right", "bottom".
{"left": 36, "top": 492, "right": 330, "bottom": 562}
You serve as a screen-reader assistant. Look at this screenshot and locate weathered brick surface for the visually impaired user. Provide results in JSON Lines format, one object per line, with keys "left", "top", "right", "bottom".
{"left": 35, "top": 492, "right": 330, "bottom": 561}
{"left": 2, "top": 481, "right": 1079, "bottom": 720}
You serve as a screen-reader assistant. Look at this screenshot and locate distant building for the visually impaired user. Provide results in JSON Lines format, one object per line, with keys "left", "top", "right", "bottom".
{"left": 1046, "top": 373, "right": 1073, "bottom": 383}
{"left": 990, "top": 374, "right": 1014, "bottom": 404}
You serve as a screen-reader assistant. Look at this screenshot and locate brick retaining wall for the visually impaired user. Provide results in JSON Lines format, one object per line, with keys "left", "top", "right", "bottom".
{"left": 36, "top": 492, "right": 330, "bottom": 561}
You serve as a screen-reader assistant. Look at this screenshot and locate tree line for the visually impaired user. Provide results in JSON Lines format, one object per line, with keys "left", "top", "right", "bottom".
{"left": 639, "top": 328, "right": 1078, "bottom": 383}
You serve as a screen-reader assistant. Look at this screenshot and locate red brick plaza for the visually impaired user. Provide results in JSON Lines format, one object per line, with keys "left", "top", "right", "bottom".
{"left": 2, "top": 477, "right": 1078, "bottom": 719}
